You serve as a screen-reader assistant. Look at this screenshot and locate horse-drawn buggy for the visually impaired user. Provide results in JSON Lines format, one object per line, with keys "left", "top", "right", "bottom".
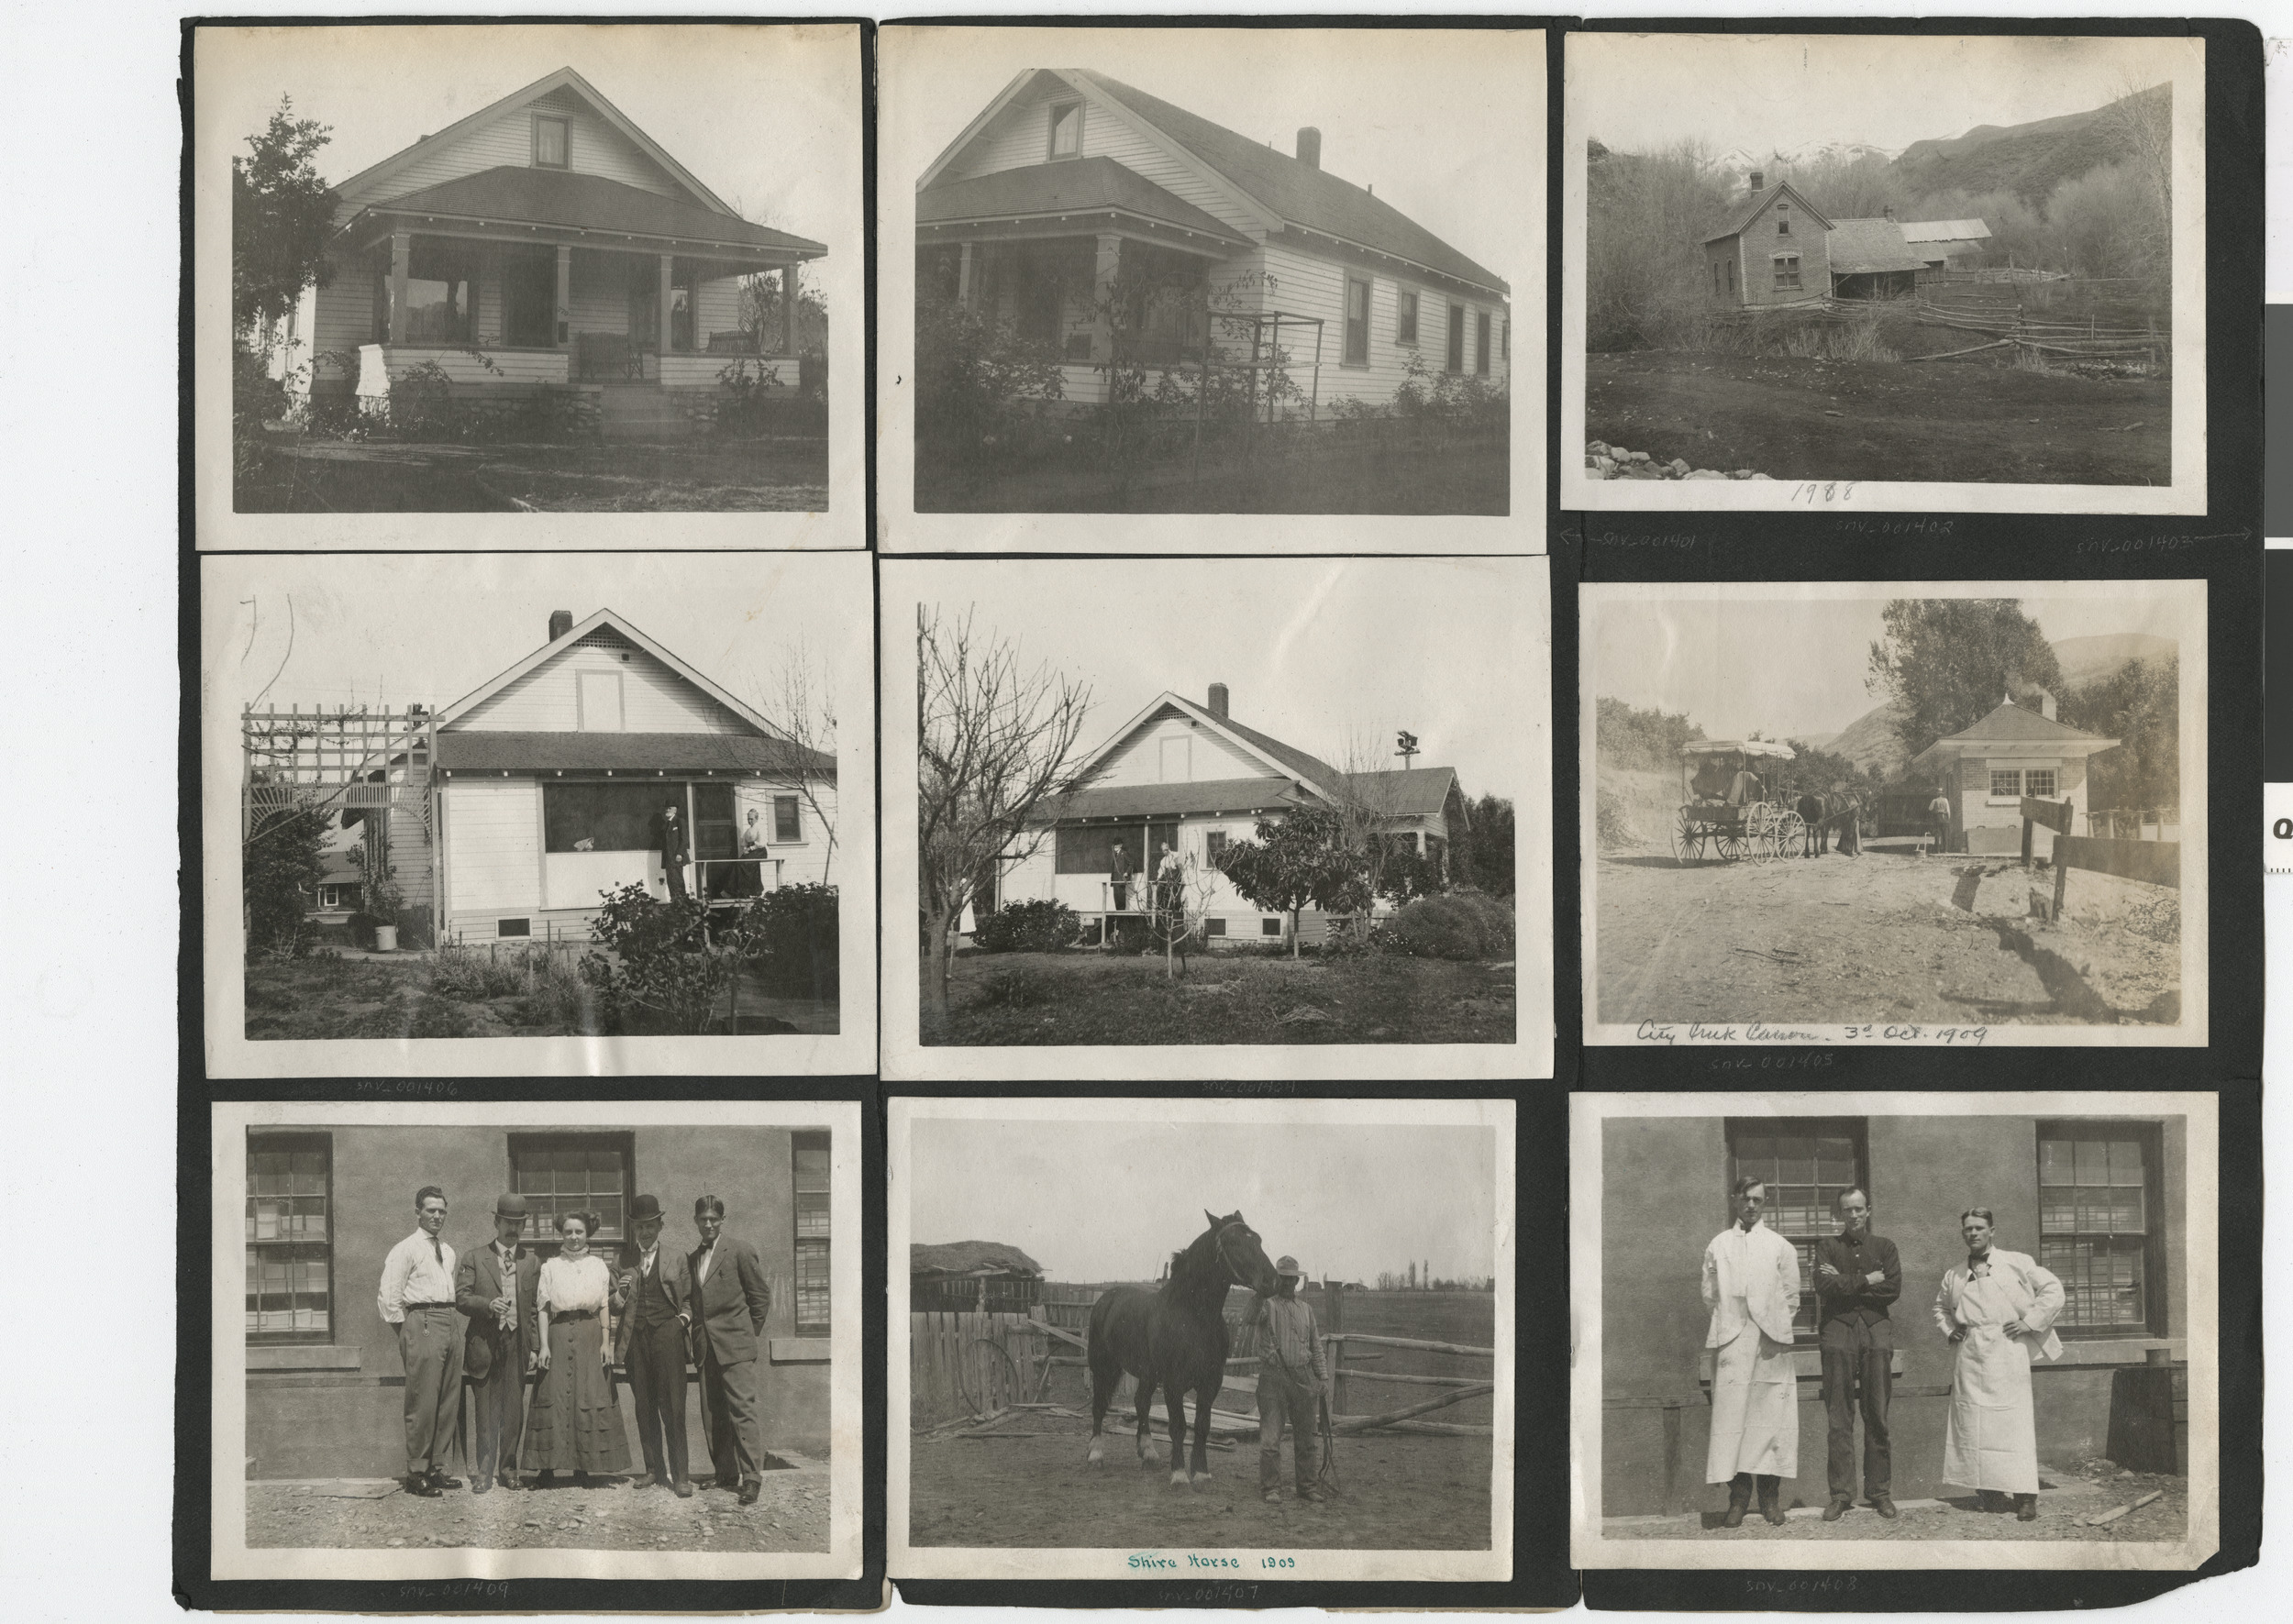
{"left": 1669, "top": 739, "right": 1802, "bottom": 866}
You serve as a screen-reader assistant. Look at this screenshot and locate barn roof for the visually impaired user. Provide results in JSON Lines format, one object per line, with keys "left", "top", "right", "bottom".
{"left": 918, "top": 155, "right": 1250, "bottom": 245}
{"left": 912, "top": 1241, "right": 1044, "bottom": 1277}
{"left": 1898, "top": 217, "right": 1992, "bottom": 243}
{"left": 1070, "top": 71, "right": 1509, "bottom": 295}
{"left": 1826, "top": 217, "right": 1929, "bottom": 275}
{"left": 352, "top": 166, "right": 825, "bottom": 258}
{"left": 1701, "top": 181, "right": 1833, "bottom": 244}
{"left": 433, "top": 731, "right": 834, "bottom": 776}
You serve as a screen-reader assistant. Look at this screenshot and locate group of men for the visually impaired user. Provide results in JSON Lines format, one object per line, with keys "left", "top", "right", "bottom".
{"left": 376, "top": 1187, "right": 779, "bottom": 1502}
{"left": 1701, "top": 1178, "right": 2066, "bottom": 1528}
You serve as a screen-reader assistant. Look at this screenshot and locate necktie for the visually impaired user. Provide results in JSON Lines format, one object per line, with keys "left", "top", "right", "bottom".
{"left": 432, "top": 1236, "right": 444, "bottom": 1267}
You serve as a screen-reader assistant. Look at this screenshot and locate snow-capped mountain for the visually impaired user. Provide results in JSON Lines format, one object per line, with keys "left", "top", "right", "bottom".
{"left": 1713, "top": 138, "right": 1900, "bottom": 180}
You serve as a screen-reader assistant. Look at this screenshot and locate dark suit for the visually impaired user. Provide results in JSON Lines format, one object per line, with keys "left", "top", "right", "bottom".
{"left": 454, "top": 1242, "right": 539, "bottom": 1486}
{"left": 690, "top": 1236, "right": 773, "bottom": 1485}
{"left": 615, "top": 1243, "right": 697, "bottom": 1486}
{"left": 656, "top": 812, "right": 692, "bottom": 903}
{"left": 1813, "top": 1231, "right": 1901, "bottom": 1500}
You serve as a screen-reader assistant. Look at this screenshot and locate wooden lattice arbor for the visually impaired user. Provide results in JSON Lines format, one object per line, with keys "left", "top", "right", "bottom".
{"left": 243, "top": 704, "right": 438, "bottom": 923}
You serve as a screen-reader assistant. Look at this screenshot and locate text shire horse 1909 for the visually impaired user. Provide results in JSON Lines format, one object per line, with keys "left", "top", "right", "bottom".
{"left": 1086, "top": 1210, "right": 1280, "bottom": 1490}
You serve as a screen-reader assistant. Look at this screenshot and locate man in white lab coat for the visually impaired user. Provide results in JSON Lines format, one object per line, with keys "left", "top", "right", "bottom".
{"left": 1701, "top": 1176, "right": 1802, "bottom": 1528}
{"left": 1933, "top": 1207, "right": 2066, "bottom": 1521}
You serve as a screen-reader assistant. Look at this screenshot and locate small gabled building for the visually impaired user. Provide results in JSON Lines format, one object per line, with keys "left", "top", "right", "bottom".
{"left": 910, "top": 1241, "right": 1045, "bottom": 1314}
{"left": 1701, "top": 175, "right": 1831, "bottom": 307}
{"left": 916, "top": 69, "right": 1511, "bottom": 414}
{"left": 991, "top": 683, "right": 1470, "bottom": 946}
{"left": 1907, "top": 691, "right": 2120, "bottom": 856}
{"left": 276, "top": 67, "right": 826, "bottom": 436}
{"left": 1824, "top": 215, "right": 1928, "bottom": 301}
{"left": 1899, "top": 216, "right": 1994, "bottom": 273}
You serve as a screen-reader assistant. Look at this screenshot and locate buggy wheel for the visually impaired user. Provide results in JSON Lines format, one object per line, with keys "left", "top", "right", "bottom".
{"left": 1671, "top": 808, "right": 1702, "bottom": 866}
{"left": 1712, "top": 829, "right": 1746, "bottom": 863}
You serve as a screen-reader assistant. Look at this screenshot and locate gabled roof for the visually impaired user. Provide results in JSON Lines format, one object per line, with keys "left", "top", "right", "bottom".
{"left": 918, "top": 155, "right": 1251, "bottom": 245}
{"left": 1071, "top": 71, "right": 1508, "bottom": 296}
{"left": 1341, "top": 766, "right": 1461, "bottom": 819}
{"left": 1826, "top": 217, "right": 1929, "bottom": 276}
{"left": 352, "top": 167, "right": 825, "bottom": 258}
{"left": 912, "top": 1242, "right": 1042, "bottom": 1277}
{"left": 435, "top": 608, "right": 792, "bottom": 741}
{"left": 1899, "top": 217, "right": 1992, "bottom": 243}
{"left": 1702, "top": 181, "right": 1832, "bottom": 244}
{"left": 1032, "top": 774, "right": 1313, "bottom": 823}
{"left": 1909, "top": 699, "right": 2119, "bottom": 769}
{"left": 434, "top": 731, "right": 833, "bottom": 776}
{"left": 332, "top": 66, "right": 734, "bottom": 218}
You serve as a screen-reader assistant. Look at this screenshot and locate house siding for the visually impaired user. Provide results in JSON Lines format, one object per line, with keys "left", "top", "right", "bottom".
{"left": 441, "top": 778, "right": 543, "bottom": 920}
{"left": 1717, "top": 193, "right": 1829, "bottom": 309}
{"left": 1246, "top": 242, "right": 1507, "bottom": 412}
{"left": 737, "top": 782, "right": 840, "bottom": 888}
{"left": 451, "top": 644, "right": 751, "bottom": 734}
{"left": 1092, "top": 711, "right": 1272, "bottom": 788}
{"left": 1955, "top": 753, "right": 2091, "bottom": 856}
{"left": 340, "top": 87, "right": 688, "bottom": 212}
{"left": 241, "top": 1121, "right": 832, "bottom": 1480}
{"left": 308, "top": 270, "right": 382, "bottom": 389}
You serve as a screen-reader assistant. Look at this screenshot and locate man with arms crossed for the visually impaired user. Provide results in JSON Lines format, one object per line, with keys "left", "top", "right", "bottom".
{"left": 1813, "top": 1188, "right": 1900, "bottom": 1520}
{"left": 379, "top": 1185, "right": 462, "bottom": 1497}
{"left": 1934, "top": 1207, "right": 2065, "bottom": 1521}
{"left": 1701, "top": 1176, "right": 1800, "bottom": 1528}
{"left": 690, "top": 1196, "right": 774, "bottom": 1504}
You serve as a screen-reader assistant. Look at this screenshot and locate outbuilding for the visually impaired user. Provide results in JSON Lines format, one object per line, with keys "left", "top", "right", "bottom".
{"left": 1906, "top": 691, "right": 2120, "bottom": 856}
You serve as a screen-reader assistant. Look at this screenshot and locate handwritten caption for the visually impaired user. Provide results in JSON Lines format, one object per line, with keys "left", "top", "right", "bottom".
{"left": 1204, "top": 1079, "right": 1298, "bottom": 1097}
{"left": 352, "top": 1079, "right": 460, "bottom": 1096}
{"left": 1128, "top": 1552, "right": 1295, "bottom": 1580}
{"left": 1590, "top": 531, "right": 1700, "bottom": 550}
{"left": 1836, "top": 518, "right": 1955, "bottom": 537}
{"left": 1637, "top": 1020, "right": 1987, "bottom": 1047}
{"left": 1747, "top": 1577, "right": 1859, "bottom": 1596}
{"left": 394, "top": 1583, "right": 512, "bottom": 1602}
{"left": 1789, "top": 481, "right": 1860, "bottom": 503}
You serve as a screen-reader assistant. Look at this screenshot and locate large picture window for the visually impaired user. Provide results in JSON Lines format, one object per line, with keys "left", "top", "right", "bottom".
{"left": 1055, "top": 823, "right": 1177, "bottom": 874}
{"left": 508, "top": 1134, "right": 634, "bottom": 1254}
{"left": 545, "top": 782, "right": 677, "bottom": 854}
{"left": 793, "top": 1131, "right": 831, "bottom": 1335}
{"left": 2040, "top": 1123, "right": 2163, "bottom": 1333}
{"left": 248, "top": 1133, "right": 332, "bottom": 1343}
{"left": 1725, "top": 1117, "right": 1868, "bottom": 1340}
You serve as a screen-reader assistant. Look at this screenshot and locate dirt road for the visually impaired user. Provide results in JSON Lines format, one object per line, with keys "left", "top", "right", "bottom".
{"left": 1594, "top": 846, "right": 2180, "bottom": 1031}
{"left": 907, "top": 1410, "right": 1490, "bottom": 1550}
{"left": 1587, "top": 351, "right": 2169, "bottom": 485}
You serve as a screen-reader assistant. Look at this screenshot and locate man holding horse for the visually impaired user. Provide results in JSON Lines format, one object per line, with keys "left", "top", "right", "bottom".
{"left": 1253, "top": 1256, "right": 1329, "bottom": 1506}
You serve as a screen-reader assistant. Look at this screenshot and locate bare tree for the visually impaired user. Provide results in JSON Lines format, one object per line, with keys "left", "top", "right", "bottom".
{"left": 1327, "top": 725, "right": 1418, "bottom": 900}
{"left": 748, "top": 639, "right": 841, "bottom": 886}
{"left": 916, "top": 607, "right": 1097, "bottom": 1027}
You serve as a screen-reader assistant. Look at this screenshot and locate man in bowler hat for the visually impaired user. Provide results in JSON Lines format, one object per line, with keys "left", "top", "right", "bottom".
{"left": 614, "top": 1194, "right": 698, "bottom": 1496}
{"left": 454, "top": 1193, "right": 540, "bottom": 1492}
{"left": 689, "top": 1196, "right": 774, "bottom": 1503}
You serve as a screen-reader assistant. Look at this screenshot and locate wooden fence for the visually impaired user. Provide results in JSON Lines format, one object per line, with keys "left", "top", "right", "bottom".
{"left": 2022, "top": 795, "right": 2181, "bottom": 922}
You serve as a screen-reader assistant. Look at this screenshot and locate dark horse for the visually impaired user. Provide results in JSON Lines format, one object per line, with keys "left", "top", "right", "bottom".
{"left": 1087, "top": 1210, "right": 1279, "bottom": 1490}
{"left": 1796, "top": 790, "right": 1831, "bottom": 857}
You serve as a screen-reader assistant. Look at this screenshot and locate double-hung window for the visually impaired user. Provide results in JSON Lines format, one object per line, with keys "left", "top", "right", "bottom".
{"left": 1475, "top": 311, "right": 1492, "bottom": 376}
{"left": 1725, "top": 1117, "right": 1867, "bottom": 1342}
{"left": 535, "top": 115, "right": 570, "bottom": 170}
{"left": 793, "top": 1132, "right": 831, "bottom": 1335}
{"left": 248, "top": 1133, "right": 332, "bottom": 1342}
{"left": 2040, "top": 1124, "right": 2163, "bottom": 1333}
{"left": 1396, "top": 289, "right": 1419, "bottom": 347}
{"left": 1446, "top": 304, "right": 1467, "bottom": 372}
{"left": 1344, "top": 276, "right": 1371, "bottom": 366}
{"left": 1047, "top": 102, "right": 1081, "bottom": 160}
{"left": 508, "top": 1134, "right": 633, "bottom": 1254}
{"left": 1773, "top": 255, "right": 1801, "bottom": 292}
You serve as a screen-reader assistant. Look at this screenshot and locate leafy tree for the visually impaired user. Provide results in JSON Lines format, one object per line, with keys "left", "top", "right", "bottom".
{"left": 244, "top": 797, "right": 332, "bottom": 957}
{"left": 233, "top": 96, "right": 336, "bottom": 337}
{"left": 1213, "top": 807, "right": 1369, "bottom": 959}
{"left": 1461, "top": 794, "right": 1516, "bottom": 898}
{"left": 2060, "top": 655, "right": 2179, "bottom": 817}
{"left": 1867, "top": 599, "right": 2064, "bottom": 761}
{"left": 1595, "top": 696, "right": 1704, "bottom": 771}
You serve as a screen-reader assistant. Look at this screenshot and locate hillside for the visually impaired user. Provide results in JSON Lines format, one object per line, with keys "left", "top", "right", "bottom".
{"left": 1821, "top": 701, "right": 1913, "bottom": 779}
{"left": 2052, "top": 633, "right": 2178, "bottom": 690}
{"left": 1891, "top": 84, "right": 2167, "bottom": 206}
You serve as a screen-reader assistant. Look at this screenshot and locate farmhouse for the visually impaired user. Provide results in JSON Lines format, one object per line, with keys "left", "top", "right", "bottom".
{"left": 911, "top": 1241, "right": 1045, "bottom": 1314}
{"left": 1704, "top": 177, "right": 1974, "bottom": 305}
{"left": 1906, "top": 690, "right": 2120, "bottom": 856}
{"left": 916, "top": 70, "right": 1510, "bottom": 413}
{"left": 1597, "top": 1110, "right": 2190, "bottom": 1517}
{"left": 272, "top": 67, "right": 826, "bottom": 438}
{"left": 243, "top": 1120, "right": 834, "bottom": 1477}
{"left": 991, "top": 683, "right": 1470, "bottom": 946}
{"left": 247, "top": 608, "right": 835, "bottom": 946}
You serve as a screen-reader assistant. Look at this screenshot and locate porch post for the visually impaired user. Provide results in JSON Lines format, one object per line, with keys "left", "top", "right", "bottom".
{"left": 957, "top": 241, "right": 976, "bottom": 311}
{"left": 388, "top": 230, "right": 412, "bottom": 345}
{"left": 657, "top": 253, "right": 674, "bottom": 360}
{"left": 782, "top": 261, "right": 800, "bottom": 357}
{"left": 554, "top": 245, "right": 572, "bottom": 348}
{"left": 1090, "top": 231, "right": 1123, "bottom": 365}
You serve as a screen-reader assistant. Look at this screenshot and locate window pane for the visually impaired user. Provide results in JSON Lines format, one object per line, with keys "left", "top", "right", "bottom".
{"left": 1775, "top": 1135, "right": 1813, "bottom": 1185}
{"left": 537, "top": 117, "right": 568, "bottom": 167}
{"left": 1734, "top": 1132, "right": 1776, "bottom": 1168}
{"left": 775, "top": 796, "right": 801, "bottom": 843}
{"left": 589, "top": 1145, "right": 623, "bottom": 1180}
{"left": 1814, "top": 1136, "right": 1855, "bottom": 1184}
{"left": 2075, "top": 1139, "right": 2108, "bottom": 1186}
{"left": 2040, "top": 1138, "right": 2071, "bottom": 1186}
{"left": 546, "top": 783, "right": 673, "bottom": 854}
{"left": 2110, "top": 1142, "right": 2145, "bottom": 1184}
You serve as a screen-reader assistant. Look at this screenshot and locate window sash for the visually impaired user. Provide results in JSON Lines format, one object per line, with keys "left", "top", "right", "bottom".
{"left": 1446, "top": 304, "right": 1466, "bottom": 371}
{"left": 2038, "top": 1125, "right": 2162, "bottom": 1332}
{"left": 1047, "top": 103, "right": 1080, "bottom": 159}
{"left": 536, "top": 116, "right": 570, "bottom": 169}
{"left": 2025, "top": 769, "right": 2058, "bottom": 799}
{"left": 508, "top": 1135, "right": 632, "bottom": 1248}
{"left": 248, "top": 1135, "right": 332, "bottom": 1343}
{"left": 1396, "top": 290, "right": 1418, "bottom": 346}
{"left": 1726, "top": 1117, "right": 1867, "bottom": 1339}
{"left": 1475, "top": 312, "right": 1491, "bottom": 375}
{"left": 1990, "top": 769, "right": 2022, "bottom": 799}
{"left": 1344, "top": 277, "right": 1370, "bottom": 365}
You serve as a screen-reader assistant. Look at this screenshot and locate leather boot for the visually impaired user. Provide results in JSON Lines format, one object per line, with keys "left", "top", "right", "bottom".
{"left": 2015, "top": 1493, "right": 2039, "bottom": 1522}
{"left": 1757, "top": 1475, "right": 1787, "bottom": 1526}
{"left": 1721, "top": 1474, "right": 1752, "bottom": 1528}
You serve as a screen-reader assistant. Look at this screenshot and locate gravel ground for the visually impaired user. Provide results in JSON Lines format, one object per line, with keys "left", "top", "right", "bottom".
{"left": 1612, "top": 1464, "right": 2188, "bottom": 1542}
{"left": 248, "top": 1461, "right": 831, "bottom": 1552}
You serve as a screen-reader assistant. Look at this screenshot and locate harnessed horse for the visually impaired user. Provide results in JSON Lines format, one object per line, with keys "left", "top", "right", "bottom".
{"left": 1086, "top": 1210, "right": 1279, "bottom": 1490}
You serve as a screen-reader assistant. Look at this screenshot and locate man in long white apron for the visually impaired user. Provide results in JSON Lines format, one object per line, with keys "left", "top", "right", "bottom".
{"left": 1933, "top": 1207, "right": 2065, "bottom": 1521}
{"left": 1701, "top": 1177, "right": 1802, "bottom": 1528}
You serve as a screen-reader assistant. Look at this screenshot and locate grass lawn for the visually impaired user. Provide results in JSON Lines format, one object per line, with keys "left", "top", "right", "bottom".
{"left": 924, "top": 949, "right": 1514, "bottom": 1045}
{"left": 234, "top": 436, "right": 827, "bottom": 513}
{"left": 918, "top": 440, "right": 1506, "bottom": 514}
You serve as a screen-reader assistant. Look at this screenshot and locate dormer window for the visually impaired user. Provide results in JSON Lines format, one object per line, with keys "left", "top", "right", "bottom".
{"left": 535, "top": 115, "right": 570, "bottom": 170}
{"left": 1776, "top": 204, "right": 1790, "bottom": 236}
{"left": 1047, "top": 101, "right": 1081, "bottom": 160}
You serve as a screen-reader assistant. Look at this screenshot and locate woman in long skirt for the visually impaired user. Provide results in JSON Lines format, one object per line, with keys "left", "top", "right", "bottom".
{"left": 525, "top": 1210, "right": 632, "bottom": 1486}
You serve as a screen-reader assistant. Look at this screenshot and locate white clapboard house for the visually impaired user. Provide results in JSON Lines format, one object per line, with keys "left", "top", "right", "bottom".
{"left": 271, "top": 66, "right": 825, "bottom": 437}
{"left": 991, "top": 684, "right": 1468, "bottom": 947}
{"left": 916, "top": 69, "right": 1510, "bottom": 414}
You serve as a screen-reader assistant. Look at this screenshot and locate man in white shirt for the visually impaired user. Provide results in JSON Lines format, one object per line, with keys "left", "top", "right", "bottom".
{"left": 1700, "top": 1176, "right": 1802, "bottom": 1529}
{"left": 378, "top": 1185, "right": 463, "bottom": 1497}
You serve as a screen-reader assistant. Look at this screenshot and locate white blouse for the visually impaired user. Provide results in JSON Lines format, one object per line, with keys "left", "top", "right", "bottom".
{"left": 537, "top": 1253, "right": 612, "bottom": 1314}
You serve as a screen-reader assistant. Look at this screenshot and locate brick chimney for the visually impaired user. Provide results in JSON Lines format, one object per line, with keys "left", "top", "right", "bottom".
{"left": 548, "top": 609, "right": 574, "bottom": 642}
{"left": 1207, "top": 682, "right": 1230, "bottom": 719}
{"left": 1748, "top": 168, "right": 1764, "bottom": 193}
{"left": 1296, "top": 127, "right": 1321, "bottom": 170}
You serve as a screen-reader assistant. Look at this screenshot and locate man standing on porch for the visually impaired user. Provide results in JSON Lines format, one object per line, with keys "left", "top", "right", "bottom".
{"left": 656, "top": 801, "right": 692, "bottom": 904}
{"left": 1700, "top": 1177, "right": 1800, "bottom": 1529}
{"left": 1108, "top": 839, "right": 1133, "bottom": 917}
{"left": 1933, "top": 1207, "right": 2065, "bottom": 1521}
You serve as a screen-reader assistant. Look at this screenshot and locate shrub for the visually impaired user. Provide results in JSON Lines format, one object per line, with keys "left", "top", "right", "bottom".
{"left": 1596, "top": 788, "right": 1640, "bottom": 851}
{"left": 579, "top": 883, "right": 727, "bottom": 1036}
{"left": 914, "top": 295, "right": 1067, "bottom": 463}
{"left": 1380, "top": 889, "right": 1516, "bottom": 961}
{"left": 725, "top": 882, "right": 840, "bottom": 996}
{"left": 976, "top": 898, "right": 1082, "bottom": 955}
{"left": 1104, "top": 916, "right": 1152, "bottom": 955}
{"left": 244, "top": 799, "right": 330, "bottom": 958}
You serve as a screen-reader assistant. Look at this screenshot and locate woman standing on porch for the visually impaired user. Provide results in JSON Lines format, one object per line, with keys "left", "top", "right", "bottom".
{"left": 526, "top": 1211, "right": 633, "bottom": 1486}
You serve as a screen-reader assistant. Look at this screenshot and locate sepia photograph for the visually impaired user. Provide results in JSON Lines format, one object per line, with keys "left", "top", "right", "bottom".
{"left": 210, "top": 1099, "right": 863, "bottom": 1583}
{"left": 889, "top": 1096, "right": 1514, "bottom": 1582}
{"left": 193, "top": 22, "right": 866, "bottom": 547}
{"left": 1581, "top": 580, "right": 2206, "bottom": 1046}
{"left": 878, "top": 24, "right": 1545, "bottom": 551}
{"left": 1569, "top": 1090, "right": 2219, "bottom": 1572}
{"left": 878, "top": 555, "right": 1552, "bottom": 1082}
{"left": 200, "top": 550, "right": 877, "bottom": 1078}
{"left": 1561, "top": 32, "right": 2206, "bottom": 513}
